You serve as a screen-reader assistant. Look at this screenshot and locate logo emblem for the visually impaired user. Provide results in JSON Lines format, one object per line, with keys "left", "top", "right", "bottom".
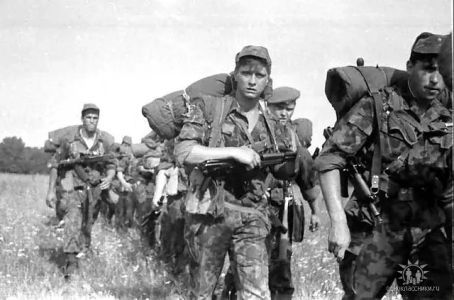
{"left": 398, "top": 260, "right": 429, "bottom": 285}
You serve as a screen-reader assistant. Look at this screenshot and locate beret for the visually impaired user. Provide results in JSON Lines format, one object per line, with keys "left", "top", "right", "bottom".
{"left": 267, "top": 86, "right": 300, "bottom": 104}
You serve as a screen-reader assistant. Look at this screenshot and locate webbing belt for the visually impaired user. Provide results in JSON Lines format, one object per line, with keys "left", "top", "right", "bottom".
{"left": 223, "top": 201, "right": 268, "bottom": 222}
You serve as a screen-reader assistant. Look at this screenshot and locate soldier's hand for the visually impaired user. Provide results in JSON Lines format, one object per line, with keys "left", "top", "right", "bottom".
{"left": 309, "top": 214, "right": 320, "bottom": 232}
{"left": 121, "top": 182, "right": 133, "bottom": 192}
{"left": 46, "top": 190, "right": 57, "bottom": 208}
{"left": 232, "top": 147, "right": 261, "bottom": 170}
{"left": 99, "top": 177, "right": 113, "bottom": 190}
{"left": 328, "top": 220, "right": 351, "bottom": 262}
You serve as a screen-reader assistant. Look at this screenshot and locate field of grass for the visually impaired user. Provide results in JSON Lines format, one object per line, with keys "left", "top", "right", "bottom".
{"left": 0, "top": 174, "right": 401, "bottom": 299}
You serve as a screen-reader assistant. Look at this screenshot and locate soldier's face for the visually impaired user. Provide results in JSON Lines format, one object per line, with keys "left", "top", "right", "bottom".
{"left": 81, "top": 112, "right": 99, "bottom": 133}
{"left": 407, "top": 57, "right": 445, "bottom": 103}
{"left": 268, "top": 101, "right": 296, "bottom": 125}
{"left": 234, "top": 59, "right": 269, "bottom": 100}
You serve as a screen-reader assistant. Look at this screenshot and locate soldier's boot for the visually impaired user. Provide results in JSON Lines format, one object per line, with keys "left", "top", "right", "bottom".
{"left": 63, "top": 253, "right": 79, "bottom": 280}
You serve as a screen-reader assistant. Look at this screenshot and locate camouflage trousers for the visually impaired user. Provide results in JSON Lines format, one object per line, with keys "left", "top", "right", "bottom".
{"left": 57, "top": 187, "right": 101, "bottom": 254}
{"left": 160, "top": 194, "right": 187, "bottom": 272}
{"left": 185, "top": 204, "right": 271, "bottom": 300}
{"left": 221, "top": 205, "right": 295, "bottom": 300}
{"left": 339, "top": 216, "right": 452, "bottom": 300}
{"left": 267, "top": 225, "right": 294, "bottom": 298}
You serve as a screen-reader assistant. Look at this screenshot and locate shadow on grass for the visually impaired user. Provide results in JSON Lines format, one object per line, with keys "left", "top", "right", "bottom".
{"left": 38, "top": 245, "right": 67, "bottom": 272}
{"left": 101, "top": 285, "right": 175, "bottom": 300}
{"left": 42, "top": 215, "right": 61, "bottom": 227}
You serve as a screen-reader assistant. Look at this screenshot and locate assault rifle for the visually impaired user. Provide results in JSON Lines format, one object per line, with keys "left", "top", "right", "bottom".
{"left": 58, "top": 153, "right": 115, "bottom": 187}
{"left": 58, "top": 153, "right": 114, "bottom": 169}
{"left": 344, "top": 160, "right": 383, "bottom": 224}
{"left": 198, "top": 151, "right": 297, "bottom": 177}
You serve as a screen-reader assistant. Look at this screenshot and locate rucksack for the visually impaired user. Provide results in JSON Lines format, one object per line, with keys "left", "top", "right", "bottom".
{"left": 324, "top": 65, "right": 408, "bottom": 118}
{"left": 142, "top": 73, "right": 232, "bottom": 140}
{"left": 44, "top": 125, "right": 114, "bottom": 153}
{"left": 142, "top": 73, "right": 274, "bottom": 140}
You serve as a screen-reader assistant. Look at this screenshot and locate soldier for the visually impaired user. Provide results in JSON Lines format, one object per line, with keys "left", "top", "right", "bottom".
{"left": 316, "top": 32, "right": 452, "bottom": 299}
{"left": 133, "top": 132, "right": 163, "bottom": 247}
{"left": 45, "top": 103, "right": 116, "bottom": 279}
{"left": 437, "top": 31, "right": 453, "bottom": 293}
{"left": 175, "top": 45, "right": 296, "bottom": 299}
{"left": 264, "top": 87, "right": 321, "bottom": 300}
{"left": 156, "top": 139, "right": 189, "bottom": 273}
{"left": 293, "top": 118, "right": 312, "bottom": 148}
{"left": 115, "top": 135, "right": 138, "bottom": 229}
{"left": 438, "top": 32, "right": 452, "bottom": 91}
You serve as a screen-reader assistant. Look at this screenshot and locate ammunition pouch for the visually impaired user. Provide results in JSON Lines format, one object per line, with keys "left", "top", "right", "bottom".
{"left": 185, "top": 168, "right": 225, "bottom": 217}
{"left": 269, "top": 184, "right": 306, "bottom": 243}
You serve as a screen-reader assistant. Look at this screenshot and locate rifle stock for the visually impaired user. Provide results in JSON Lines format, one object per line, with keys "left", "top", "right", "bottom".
{"left": 278, "top": 181, "right": 292, "bottom": 261}
{"left": 346, "top": 162, "right": 383, "bottom": 224}
{"left": 58, "top": 153, "right": 114, "bottom": 168}
{"left": 198, "top": 151, "right": 297, "bottom": 177}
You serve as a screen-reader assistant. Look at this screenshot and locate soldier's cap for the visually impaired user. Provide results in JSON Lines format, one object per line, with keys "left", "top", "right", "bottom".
{"left": 411, "top": 32, "right": 446, "bottom": 55}
{"left": 235, "top": 45, "right": 272, "bottom": 67}
{"left": 267, "top": 87, "right": 300, "bottom": 104}
{"left": 81, "top": 103, "right": 100, "bottom": 115}
{"left": 122, "top": 135, "right": 132, "bottom": 145}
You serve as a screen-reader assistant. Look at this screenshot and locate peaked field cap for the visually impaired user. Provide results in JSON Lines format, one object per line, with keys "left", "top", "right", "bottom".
{"left": 235, "top": 45, "right": 271, "bottom": 66}
{"left": 122, "top": 135, "right": 132, "bottom": 145}
{"left": 267, "top": 87, "right": 300, "bottom": 104}
{"left": 411, "top": 32, "right": 446, "bottom": 54}
{"left": 81, "top": 103, "right": 100, "bottom": 114}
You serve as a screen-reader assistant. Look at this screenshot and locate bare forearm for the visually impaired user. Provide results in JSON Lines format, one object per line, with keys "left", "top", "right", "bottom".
{"left": 105, "top": 169, "right": 116, "bottom": 180}
{"left": 319, "top": 169, "right": 346, "bottom": 223}
{"left": 48, "top": 168, "right": 58, "bottom": 192}
{"left": 117, "top": 171, "right": 127, "bottom": 184}
{"left": 303, "top": 186, "right": 321, "bottom": 215}
{"left": 185, "top": 145, "right": 239, "bottom": 165}
{"left": 308, "top": 196, "right": 320, "bottom": 215}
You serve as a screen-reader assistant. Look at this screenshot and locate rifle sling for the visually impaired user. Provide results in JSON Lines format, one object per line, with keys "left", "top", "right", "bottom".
{"left": 355, "top": 67, "right": 384, "bottom": 185}
{"left": 371, "top": 92, "right": 383, "bottom": 182}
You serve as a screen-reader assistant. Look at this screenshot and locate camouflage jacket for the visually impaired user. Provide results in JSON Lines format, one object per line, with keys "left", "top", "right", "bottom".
{"left": 316, "top": 84, "right": 452, "bottom": 227}
{"left": 176, "top": 95, "right": 295, "bottom": 211}
{"left": 269, "top": 139, "right": 317, "bottom": 206}
{"left": 47, "top": 126, "right": 116, "bottom": 190}
{"left": 116, "top": 145, "right": 138, "bottom": 181}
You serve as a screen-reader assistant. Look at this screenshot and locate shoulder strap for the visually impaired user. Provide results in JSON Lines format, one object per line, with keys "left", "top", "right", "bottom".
{"left": 354, "top": 67, "right": 384, "bottom": 181}
{"left": 208, "top": 96, "right": 234, "bottom": 147}
{"left": 259, "top": 104, "right": 279, "bottom": 152}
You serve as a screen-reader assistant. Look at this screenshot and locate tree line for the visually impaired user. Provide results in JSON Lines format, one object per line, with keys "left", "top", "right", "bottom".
{"left": 0, "top": 137, "right": 50, "bottom": 174}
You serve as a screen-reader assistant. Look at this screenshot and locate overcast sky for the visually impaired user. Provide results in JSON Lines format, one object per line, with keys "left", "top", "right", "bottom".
{"left": 0, "top": 0, "right": 451, "bottom": 150}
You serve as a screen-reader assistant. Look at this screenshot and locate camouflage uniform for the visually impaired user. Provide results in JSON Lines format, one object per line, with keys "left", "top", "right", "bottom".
{"left": 176, "top": 94, "right": 295, "bottom": 299}
{"left": 157, "top": 139, "right": 188, "bottom": 271}
{"left": 316, "top": 81, "right": 452, "bottom": 299}
{"left": 266, "top": 141, "right": 318, "bottom": 298}
{"left": 49, "top": 126, "right": 116, "bottom": 254}
{"left": 114, "top": 143, "right": 138, "bottom": 229}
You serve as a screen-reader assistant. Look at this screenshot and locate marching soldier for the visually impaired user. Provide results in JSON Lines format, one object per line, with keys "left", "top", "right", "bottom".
{"left": 265, "top": 87, "right": 321, "bottom": 300}
{"left": 175, "top": 45, "right": 297, "bottom": 299}
{"left": 316, "top": 32, "right": 452, "bottom": 299}
{"left": 45, "top": 103, "right": 116, "bottom": 279}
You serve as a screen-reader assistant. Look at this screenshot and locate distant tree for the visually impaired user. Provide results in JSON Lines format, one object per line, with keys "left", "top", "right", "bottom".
{"left": 0, "top": 137, "right": 50, "bottom": 174}
{"left": 0, "top": 137, "right": 26, "bottom": 173}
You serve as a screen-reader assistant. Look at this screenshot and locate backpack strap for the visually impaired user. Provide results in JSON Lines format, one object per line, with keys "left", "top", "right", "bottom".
{"left": 354, "top": 67, "right": 385, "bottom": 191}
{"left": 207, "top": 96, "right": 235, "bottom": 147}
{"left": 259, "top": 104, "right": 279, "bottom": 152}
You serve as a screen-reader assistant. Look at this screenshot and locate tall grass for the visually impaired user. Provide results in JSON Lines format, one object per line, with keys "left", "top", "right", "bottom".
{"left": 0, "top": 174, "right": 401, "bottom": 299}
